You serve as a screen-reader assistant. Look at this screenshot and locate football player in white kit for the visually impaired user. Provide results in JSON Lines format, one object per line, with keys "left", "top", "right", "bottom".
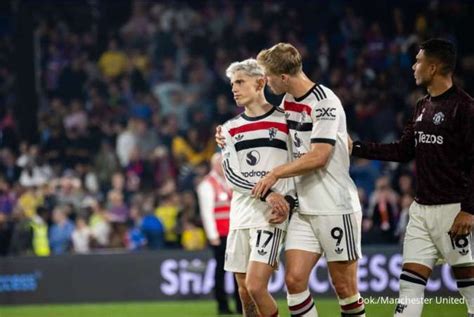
{"left": 222, "top": 58, "right": 296, "bottom": 317}
{"left": 253, "top": 43, "right": 365, "bottom": 317}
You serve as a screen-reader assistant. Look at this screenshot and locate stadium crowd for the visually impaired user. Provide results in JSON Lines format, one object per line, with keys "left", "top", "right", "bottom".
{"left": 0, "top": 0, "right": 472, "bottom": 256}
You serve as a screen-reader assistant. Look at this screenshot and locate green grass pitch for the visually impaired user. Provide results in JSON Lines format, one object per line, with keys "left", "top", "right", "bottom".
{"left": 0, "top": 299, "right": 466, "bottom": 317}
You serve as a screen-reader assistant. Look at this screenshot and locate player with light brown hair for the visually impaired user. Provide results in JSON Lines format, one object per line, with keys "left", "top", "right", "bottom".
{"left": 254, "top": 43, "right": 365, "bottom": 317}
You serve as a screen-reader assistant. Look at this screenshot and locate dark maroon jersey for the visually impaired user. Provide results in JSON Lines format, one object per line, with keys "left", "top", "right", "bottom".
{"left": 352, "top": 85, "right": 474, "bottom": 214}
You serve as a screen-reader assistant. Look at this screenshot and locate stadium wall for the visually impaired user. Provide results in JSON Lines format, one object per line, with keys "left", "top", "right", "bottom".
{"left": 0, "top": 247, "right": 459, "bottom": 305}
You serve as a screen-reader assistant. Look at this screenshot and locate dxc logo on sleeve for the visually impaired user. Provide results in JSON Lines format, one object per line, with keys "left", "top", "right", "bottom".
{"left": 315, "top": 107, "right": 336, "bottom": 120}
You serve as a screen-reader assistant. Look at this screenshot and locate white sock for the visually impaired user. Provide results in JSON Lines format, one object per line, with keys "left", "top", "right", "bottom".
{"left": 339, "top": 293, "right": 365, "bottom": 316}
{"left": 456, "top": 278, "right": 474, "bottom": 314}
{"left": 394, "top": 269, "right": 427, "bottom": 317}
{"left": 287, "top": 289, "right": 318, "bottom": 317}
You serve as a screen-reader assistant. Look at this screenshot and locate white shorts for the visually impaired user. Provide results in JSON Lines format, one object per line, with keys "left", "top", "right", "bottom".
{"left": 285, "top": 212, "right": 362, "bottom": 262}
{"left": 403, "top": 201, "right": 474, "bottom": 268}
{"left": 224, "top": 226, "right": 286, "bottom": 273}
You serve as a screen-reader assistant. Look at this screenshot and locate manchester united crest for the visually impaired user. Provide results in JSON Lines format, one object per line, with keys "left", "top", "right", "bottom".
{"left": 433, "top": 112, "right": 445, "bottom": 125}
{"left": 268, "top": 127, "right": 277, "bottom": 141}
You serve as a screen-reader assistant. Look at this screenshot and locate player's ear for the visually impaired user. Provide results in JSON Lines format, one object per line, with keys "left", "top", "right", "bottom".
{"left": 256, "top": 77, "right": 266, "bottom": 91}
{"left": 429, "top": 63, "right": 437, "bottom": 77}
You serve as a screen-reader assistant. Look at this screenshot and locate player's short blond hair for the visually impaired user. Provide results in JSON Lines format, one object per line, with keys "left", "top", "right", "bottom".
{"left": 256, "top": 42, "right": 302, "bottom": 76}
{"left": 225, "top": 58, "right": 265, "bottom": 79}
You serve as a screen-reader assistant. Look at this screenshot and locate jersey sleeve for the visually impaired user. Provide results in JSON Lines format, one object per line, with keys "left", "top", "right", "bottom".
{"left": 221, "top": 124, "right": 257, "bottom": 196}
{"left": 310, "top": 98, "right": 340, "bottom": 146}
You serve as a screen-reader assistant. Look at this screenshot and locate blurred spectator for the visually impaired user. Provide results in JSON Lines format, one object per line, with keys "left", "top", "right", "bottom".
{"left": 30, "top": 206, "right": 50, "bottom": 256}
{"left": 56, "top": 57, "right": 87, "bottom": 102}
{"left": 155, "top": 180, "right": 180, "bottom": 247}
{"left": 151, "top": 146, "right": 177, "bottom": 188}
{"left": 9, "top": 207, "right": 33, "bottom": 256}
{"left": 55, "top": 174, "right": 84, "bottom": 211}
{"left": 0, "top": 149, "right": 21, "bottom": 184}
{"left": 0, "top": 108, "right": 18, "bottom": 151}
{"left": 41, "top": 126, "right": 67, "bottom": 167}
{"left": 98, "top": 39, "right": 127, "bottom": 79}
{"left": 129, "top": 196, "right": 165, "bottom": 250}
{"left": 107, "top": 189, "right": 129, "bottom": 248}
{"left": 94, "top": 140, "right": 120, "bottom": 190}
{"left": 106, "top": 189, "right": 129, "bottom": 223}
{"left": 116, "top": 119, "right": 138, "bottom": 167}
{"left": 397, "top": 172, "right": 415, "bottom": 196}
{"left": 125, "top": 147, "right": 145, "bottom": 189}
{"left": 49, "top": 206, "right": 75, "bottom": 255}
{"left": 179, "top": 191, "right": 205, "bottom": 250}
{"left": 0, "top": 179, "right": 15, "bottom": 215}
{"left": 0, "top": 212, "right": 13, "bottom": 256}
{"left": 350, "top": 158, "right": 380, "bottom": 197}
{"left": 88, "top": 199, "right": 111, "bottom": 248}
{"left": 140, "top": 209, "right": 165, "bottom": 250}
{"left": 72, "top": 215, "right": 92, "bottom": 254}
{"left": 172, "top": 127, "right": 215, "bottom": 167}
{"left": 395, "top": 193, "right": 414, "bottom": 244}
{"left": 63, "top": 99, "right": 88, "bottom": 134}
{"left": 363, "top": 176, "right": 400, "bottom": 244}
{"left": 17, "top": 187, "right": 44, "bottom": 219}
{"left": 135, "top": 118, "right": 159, "bottom": 159}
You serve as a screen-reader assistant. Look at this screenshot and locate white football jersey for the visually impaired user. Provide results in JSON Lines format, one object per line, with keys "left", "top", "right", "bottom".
{"left": 221, "top": 106, "right": 294, "bottom": 230}
{"left": 283, "top": 84, "right": 361, "bottom": 215}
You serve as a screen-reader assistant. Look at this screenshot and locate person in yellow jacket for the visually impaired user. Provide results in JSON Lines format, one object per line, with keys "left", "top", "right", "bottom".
{"left": 172, "top": 128, "right": 215, "bottom": 167}
{"left": 98, "top": 39, "right": 127, "bottom": 79}
{"left": 30, "top": 207, "right": 50, "bottom": 256}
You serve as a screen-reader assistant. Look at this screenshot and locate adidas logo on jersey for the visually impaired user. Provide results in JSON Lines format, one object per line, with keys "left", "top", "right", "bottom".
{"left": 235, "top": 134, "right": 244, "bottom": 141}
{"left": 258, "top": 249, "right": 267, "bottom": 256}
{"left": 416, "top": 108, "right": 425, "bottom": 122}
{"left": 335, "top": 247, "right": 344, "bottom": 254}
{"left": 459, "top": 249, "right": 469, "bottom": 256}
{"left": 395, "top": 304, "right": 407, "bottom": 313}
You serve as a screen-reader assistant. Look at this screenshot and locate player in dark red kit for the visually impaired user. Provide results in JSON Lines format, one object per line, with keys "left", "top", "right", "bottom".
{"left": 350, "top": 39, "right": 474, "bottom": 316}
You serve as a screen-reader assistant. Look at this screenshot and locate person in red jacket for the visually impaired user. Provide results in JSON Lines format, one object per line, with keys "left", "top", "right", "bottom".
{"left": 197, "top": 152, "right": 242, "bottom": 315}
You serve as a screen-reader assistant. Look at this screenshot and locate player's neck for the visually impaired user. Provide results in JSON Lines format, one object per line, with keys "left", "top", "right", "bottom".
{"left": 244, "top": 96, "right": 272, "bottom": 117}
{"left": 288, "top": 72, "right": 315, "bottom": 99}
{"left": 427, "top": 76, "right": 453, "bottom": 97}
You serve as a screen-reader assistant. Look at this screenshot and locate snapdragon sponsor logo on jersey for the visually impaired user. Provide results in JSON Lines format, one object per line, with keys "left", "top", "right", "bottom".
{"left": 293, "top": 151, "right": 305, "bottom": 159}
{"left": 293, "top": 132, "right": 302, "bottom": 148}
{"left": 246, "top": 150, "right": 260, "bottom": 166}
{"left": 315, "top": 107, "right": 336, "bottom": 120}
{"left": 415, "top": 131, "right": 444, "bottom": 146}
{"left": 241, "top": 170, "right": 268, "bottom": 177}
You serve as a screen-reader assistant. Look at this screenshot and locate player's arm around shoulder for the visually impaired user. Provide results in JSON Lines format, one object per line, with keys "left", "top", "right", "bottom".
{"left": 270, "top": 96, "right": 340, "bottom": 177}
